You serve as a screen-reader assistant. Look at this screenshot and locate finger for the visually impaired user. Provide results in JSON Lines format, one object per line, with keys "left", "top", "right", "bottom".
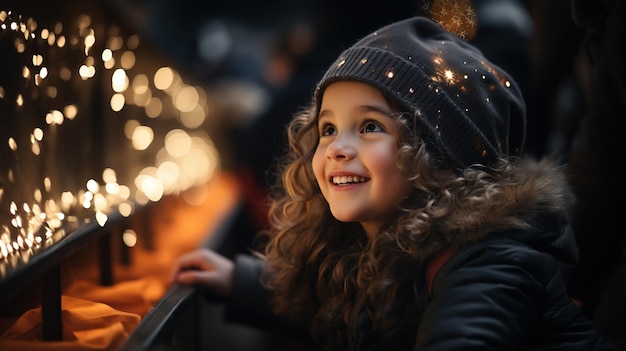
{"left": 176, "top": 269, "right": 219, "bottom": 286}
{"left": 170, "top": 250, "right": 212, "bottom": 283}
{"left": 184, "top": 251, "right": 216, "bottom": 269}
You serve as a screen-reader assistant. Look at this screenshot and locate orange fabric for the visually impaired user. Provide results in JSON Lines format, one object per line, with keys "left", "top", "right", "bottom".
{"left": 65, "top": 277, "right": 166, "bottom": 317}
{"left": 426, "top": 248, "right": 457, "bottom": 294}
{"left": 0, "top": 295, "right": 140, "bottom": 350}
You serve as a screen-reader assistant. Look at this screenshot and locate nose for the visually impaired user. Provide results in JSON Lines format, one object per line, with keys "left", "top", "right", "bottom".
{"left": 326, "top": 133, "right": 356, "bottom": 160}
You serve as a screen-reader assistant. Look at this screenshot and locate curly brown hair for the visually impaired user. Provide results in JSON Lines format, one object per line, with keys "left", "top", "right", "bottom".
{"left": 257, "top": 96, "right": 536, "bottom": 348}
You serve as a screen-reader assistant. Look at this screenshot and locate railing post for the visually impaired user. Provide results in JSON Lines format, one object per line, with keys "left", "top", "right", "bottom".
{"left": 41, "top": 264, "right": 62, "bottom": 341}
{"left": 99, "top": 231, "right": 113, "bottom": 286}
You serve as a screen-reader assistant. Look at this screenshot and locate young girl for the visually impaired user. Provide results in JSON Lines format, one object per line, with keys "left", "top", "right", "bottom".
{"left": 172, "top": 16, "right": 619, "bottom": 350}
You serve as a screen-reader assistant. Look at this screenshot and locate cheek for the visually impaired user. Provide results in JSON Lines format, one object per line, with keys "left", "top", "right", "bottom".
{"left": 373, "top": 158, "right": 412, "bottom": 205}
{"left": 312, "top": 146, "right": 326, "bottom": 184}
{"left": 368, "top": 146, "right": 410, "bottom": 189}
{"left": 367, "top": 146, "right": 399, "bottom": 174}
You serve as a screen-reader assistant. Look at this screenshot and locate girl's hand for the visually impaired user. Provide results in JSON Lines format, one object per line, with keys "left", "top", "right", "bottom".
{"left": 170, "top": 249, "right": 234, "bottom": 298}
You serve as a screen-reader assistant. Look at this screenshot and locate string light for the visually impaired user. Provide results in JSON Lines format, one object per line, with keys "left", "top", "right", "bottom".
{"left": 0, "top": 6, "right": 222, "bottom": 275}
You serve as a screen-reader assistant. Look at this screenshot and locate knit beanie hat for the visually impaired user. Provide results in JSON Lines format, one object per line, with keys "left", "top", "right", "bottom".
{"left": 314, "top": 16, "right": 526, "bottom": 169}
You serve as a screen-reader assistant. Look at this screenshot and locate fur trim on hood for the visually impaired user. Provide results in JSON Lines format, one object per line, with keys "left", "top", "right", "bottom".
{"left": 424, "top": 157, "right": 578, "bottom": 265}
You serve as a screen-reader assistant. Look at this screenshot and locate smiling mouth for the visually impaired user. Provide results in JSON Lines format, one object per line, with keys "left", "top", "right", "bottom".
{"left": 331, "top": 175, "right": 370, "bottom": 186}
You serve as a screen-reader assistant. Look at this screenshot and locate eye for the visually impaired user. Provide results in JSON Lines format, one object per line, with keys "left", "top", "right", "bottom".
{"left": 319, "top": 122, "right": 337, "bottom": 136}
{"left": 361, "top": 120, "right": 384, "bottom": 133}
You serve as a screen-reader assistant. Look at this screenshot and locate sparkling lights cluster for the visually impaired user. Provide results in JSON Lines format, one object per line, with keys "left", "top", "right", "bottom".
{"left": 421, "top": 0, "right": 478, "bottom": 40}
{"left": 0, "top": 7, "right": 221, "bottom": 276}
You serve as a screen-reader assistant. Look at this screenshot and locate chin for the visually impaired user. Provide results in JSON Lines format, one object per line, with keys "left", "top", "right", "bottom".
{"left": 330, "top": 212, "right": 358, "bottom": 223}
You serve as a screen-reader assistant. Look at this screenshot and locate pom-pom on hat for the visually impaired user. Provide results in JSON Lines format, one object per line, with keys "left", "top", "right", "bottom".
{"left": 314, "top": 16, "right": 526, "bottom": 169}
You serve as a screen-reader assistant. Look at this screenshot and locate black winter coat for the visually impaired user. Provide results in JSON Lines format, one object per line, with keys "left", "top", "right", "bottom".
{"left": 226, "top": 234, "right": 619, "bottom": 350}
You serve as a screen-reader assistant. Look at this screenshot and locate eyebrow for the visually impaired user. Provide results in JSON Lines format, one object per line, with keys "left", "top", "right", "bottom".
{"left": 360, "top": 104, "right": 394, "bottom": 116}
{"left": 318, "top": 104, "right": 394, "bottom": 119}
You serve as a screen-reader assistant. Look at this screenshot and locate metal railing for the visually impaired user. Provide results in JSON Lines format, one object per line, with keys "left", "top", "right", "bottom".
{"left": 0, "top": 210, "right": 127, "bottom": 341}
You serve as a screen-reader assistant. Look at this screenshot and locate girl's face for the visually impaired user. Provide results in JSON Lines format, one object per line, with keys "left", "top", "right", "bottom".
{"left": 312, "top": 81, "right": 412, "bottom": 238}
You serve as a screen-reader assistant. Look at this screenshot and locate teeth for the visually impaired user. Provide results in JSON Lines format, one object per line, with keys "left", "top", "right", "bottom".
{"left": 332, "top": 176, "right": 368, "bottom": 185}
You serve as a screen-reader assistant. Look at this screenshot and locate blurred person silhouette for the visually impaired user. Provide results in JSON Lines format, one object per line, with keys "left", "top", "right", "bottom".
{"left": 521, "top": 0, "right": 586, "bottom": 160}
{"left": 172, "top": 16, "right": 619, "bottom": 350}
{"left": 564, "top": 0, "right": 626, "bottom": 348}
